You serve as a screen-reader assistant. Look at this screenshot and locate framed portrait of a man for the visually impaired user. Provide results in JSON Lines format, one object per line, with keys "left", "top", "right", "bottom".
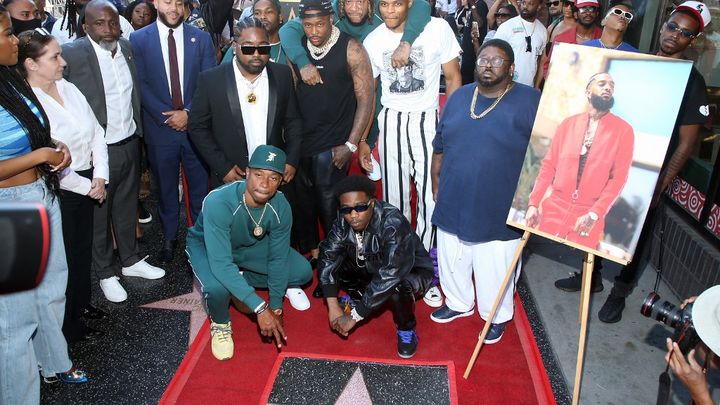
{"left": 507, "top": 44, "right": 693, "bottom": 265}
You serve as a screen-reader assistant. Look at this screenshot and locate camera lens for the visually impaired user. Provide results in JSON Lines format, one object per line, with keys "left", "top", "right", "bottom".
{"left": 640, "top": 292, "right": 688, "bottom": 329}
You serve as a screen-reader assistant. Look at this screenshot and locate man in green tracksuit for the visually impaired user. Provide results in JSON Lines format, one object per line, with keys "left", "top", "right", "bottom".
{"left": 186, "top": 145, "right": 312, "bottom": 360}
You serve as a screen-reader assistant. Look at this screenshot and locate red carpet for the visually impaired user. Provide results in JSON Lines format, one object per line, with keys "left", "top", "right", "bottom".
{"left": 159, "top": 280, "right": 554, "bottom": 404}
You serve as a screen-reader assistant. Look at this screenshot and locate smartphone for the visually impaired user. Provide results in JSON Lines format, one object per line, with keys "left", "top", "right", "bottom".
{"left": 471, "top": 21, "right": 480, "bottom": 38}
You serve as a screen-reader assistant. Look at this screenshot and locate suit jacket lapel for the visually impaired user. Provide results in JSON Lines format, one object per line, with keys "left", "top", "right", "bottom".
{"left": 183, "top": 23, "right": 195, "bottom": 99}
{"left": 149, "top": 23, "right": 170, "bottom": 95}
{"left": 81, "top": 38, "right": 107, "bottom": 124}
{"left": 266, "top": 64, "right": 278, "bottom": 141}
{"left": 225, "top": 63, "right": 248, "bottom": 154}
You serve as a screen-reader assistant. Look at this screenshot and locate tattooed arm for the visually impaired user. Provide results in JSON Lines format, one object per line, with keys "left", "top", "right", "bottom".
{"left": 331, "top": 38, "right": 375, "bottom": 170}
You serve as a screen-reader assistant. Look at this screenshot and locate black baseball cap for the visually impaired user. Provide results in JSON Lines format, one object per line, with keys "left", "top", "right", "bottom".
{"left": 298, "top": 0, "right": 333, "bottom": 18}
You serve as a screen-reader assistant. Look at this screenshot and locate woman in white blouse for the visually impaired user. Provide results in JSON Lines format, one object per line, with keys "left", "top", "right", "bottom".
{"left": 18, "top": 28, "right": 109, "bottom": 343}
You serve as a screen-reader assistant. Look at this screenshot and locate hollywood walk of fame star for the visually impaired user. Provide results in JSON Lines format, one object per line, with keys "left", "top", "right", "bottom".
{"left": 141, "top": 280, "right": 207, "bottom": 346}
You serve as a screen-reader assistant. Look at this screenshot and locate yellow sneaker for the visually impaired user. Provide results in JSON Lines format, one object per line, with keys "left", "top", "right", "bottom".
{"left": 210, "top": 321, "right": 234, "bottom": 360}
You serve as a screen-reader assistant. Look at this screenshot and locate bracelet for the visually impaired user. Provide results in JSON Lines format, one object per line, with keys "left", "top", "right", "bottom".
{"left": 254, "top": 301, "right": 268, "bottom": 315}
{"left": 350, "top": 307, "right": 364, "bottom": 322}
{"left": 359, "top": 138, "right": 367, "bottom": 143}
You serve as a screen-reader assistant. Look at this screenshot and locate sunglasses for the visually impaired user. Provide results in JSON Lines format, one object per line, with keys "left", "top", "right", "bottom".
{"left": 476, "top": 56, "right": 509, "bottom": 67}
{"left": 525, "top": 35, "right": 532, "bottom": 52}
{"left": 665, "top": 21, "right": 697, "bottom": 39}
{"left": 495, "top": 12, "right": 511, "bottom": 17}
{"left": 546, "top": 1, "right": 560, "bottom": 6}
{"left": 238, "top": 45, "right": 271, "bottom": 55}
{"left": 577, "top": 6, "right": 598, "bottom": 13}
{"left": 608, "top": 7, "right": 633, "bottom": 22}
{"left": 339, "top": 201, "right": 373, "bottom": 215}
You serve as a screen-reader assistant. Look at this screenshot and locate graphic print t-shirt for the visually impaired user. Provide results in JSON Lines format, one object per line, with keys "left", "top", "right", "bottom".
{"left": 364, "top": 17, "right": 462, "bottom": 112}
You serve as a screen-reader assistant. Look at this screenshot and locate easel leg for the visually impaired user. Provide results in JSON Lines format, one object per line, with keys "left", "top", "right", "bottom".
{"left": 463, "top": 231, "right": 530, "bottom": 379}
{"left": 578, "top": 255, "right": 590, "bottom": 323}
{"left": 572, "top": 253, "right": 594, "bottom": 405}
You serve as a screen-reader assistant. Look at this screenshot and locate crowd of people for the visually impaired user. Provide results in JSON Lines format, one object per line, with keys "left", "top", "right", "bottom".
{"left": 0, "top": 0, "right": 717, "bottom": 402}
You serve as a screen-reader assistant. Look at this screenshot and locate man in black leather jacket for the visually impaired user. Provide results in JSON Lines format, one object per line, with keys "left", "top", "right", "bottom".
{"left": 318, "top": 175, "right": 433, "bottom": 358}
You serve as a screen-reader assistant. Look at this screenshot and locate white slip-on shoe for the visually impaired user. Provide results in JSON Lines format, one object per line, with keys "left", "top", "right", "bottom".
{"left": 121, "top": 256, "right": 165, "bottom": 279}
{"left": 423, "top": 286, "right": 443, "bottom": 308}
{"left": 285, "top": 288, "right": 311, "bottom": 311}
{"left": 99, "top": 276, "right": 127, "bottom": 303}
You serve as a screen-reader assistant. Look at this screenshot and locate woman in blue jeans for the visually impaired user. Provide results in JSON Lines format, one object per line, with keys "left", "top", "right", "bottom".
{"left": 0, "top": 10, "right": 87, "bottom": 405}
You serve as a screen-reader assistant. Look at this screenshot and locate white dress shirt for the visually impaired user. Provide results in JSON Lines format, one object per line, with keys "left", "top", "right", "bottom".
{"left": 233, "top": 60, "right": 269, "bottom": 158}
{"left": 51, "top": 15, "right": 135, "bottom": 45}
{"left": 157, "top": 21, "right": 185, "bottom": 102}
{"left": 88, "top": 36, "right": 137, "bottom": 144}
{"left": 33, "top": 79, "right": 110, "bottom": 196}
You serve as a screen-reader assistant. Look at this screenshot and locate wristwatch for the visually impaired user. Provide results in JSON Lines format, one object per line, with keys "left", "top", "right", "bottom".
{"left": 345, "top": 141, "right": 358, "bottom": 153}
{"left": 588, "top": 212, "right": 599, "bottom": 221}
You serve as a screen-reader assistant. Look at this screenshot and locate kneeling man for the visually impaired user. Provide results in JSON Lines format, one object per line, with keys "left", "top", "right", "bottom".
{"left": 186, "top": 146, "right": 312, "bottom": 360}
{"left": 319, "top": 176, "right": 433, "bottom": 358}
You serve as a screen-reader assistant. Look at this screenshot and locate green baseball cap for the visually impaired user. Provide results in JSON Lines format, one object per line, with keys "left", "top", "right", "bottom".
{"left": 248, "top": 145, "right": 286, "bottom": 174}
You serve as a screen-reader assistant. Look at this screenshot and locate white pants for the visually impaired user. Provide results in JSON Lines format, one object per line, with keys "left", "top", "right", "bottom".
{"left": 437, "top": 228, "right": 521, "bottom": 323}
{"left": 378, "top": 107, "right": 436, "bottom": 250}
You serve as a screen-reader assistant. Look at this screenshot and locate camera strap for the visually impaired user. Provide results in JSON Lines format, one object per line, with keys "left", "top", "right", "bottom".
{"left": 652, "top": 203, "right": 668, "bottom": 294}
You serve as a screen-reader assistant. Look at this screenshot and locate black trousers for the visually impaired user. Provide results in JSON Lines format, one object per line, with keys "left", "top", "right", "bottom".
{"left": 294, "top": 149, "right": 349, "bottom": 252}
{"left": 336, "top": 260, "right": 426, "bottom": 331}
{"left": 59, "top": 169, "right": 94, "bottom": 342}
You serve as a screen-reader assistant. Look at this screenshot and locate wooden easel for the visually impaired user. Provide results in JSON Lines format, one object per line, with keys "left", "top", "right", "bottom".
{"left": 462, "top": 230, "right": 596, "bottom": 405}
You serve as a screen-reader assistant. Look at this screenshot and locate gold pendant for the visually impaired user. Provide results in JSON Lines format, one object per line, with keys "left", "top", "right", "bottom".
{"left": 253, "top": 225, "right": 264, "bottom": 237}
{"left": 247, "top": 92, "right": 256, "bottom": 104}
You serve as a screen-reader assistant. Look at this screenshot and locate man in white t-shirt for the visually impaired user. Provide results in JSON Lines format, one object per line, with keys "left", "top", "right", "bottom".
{"left": 363, "top": 0, "right": 461, "bottom": 253}
{"left": 493, "top": 0, "right": 546, "bottom": 87}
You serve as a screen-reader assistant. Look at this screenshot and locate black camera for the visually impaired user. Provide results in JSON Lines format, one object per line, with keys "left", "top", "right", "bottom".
{"left": 0, "top": 202, "right": 49, "bottom": 294}
{"left": 641, "top": 292, "right": 701, "bottom": 354}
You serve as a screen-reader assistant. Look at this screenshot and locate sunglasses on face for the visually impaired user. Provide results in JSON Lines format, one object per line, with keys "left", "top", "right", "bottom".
{"left": 546, "top": 1, "right": 560, "bottom": 6}
{"left": 237, "top": 45, "right": 271, "bottom": 55}
{"left": 577, "top": 6, "right": 597, "bottom": 13}
{"left": 339, "top": 201, "right": 373, "bottom": 215}
{"left": 607, "top": 7, "right": 633, "bottom": 22}
{"left": 665, "top": 21, "right": 697, "bottom": 39}
{"left": 495, "top": 12, "right": 511, "bottom": 17}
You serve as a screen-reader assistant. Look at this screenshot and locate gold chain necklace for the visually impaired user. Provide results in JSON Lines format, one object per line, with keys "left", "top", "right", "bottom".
{"left": 469, "top": 82, "right": 513, "bottom": 119}
{"left": 242, "top": 193, "right": 267, "bottom": 237}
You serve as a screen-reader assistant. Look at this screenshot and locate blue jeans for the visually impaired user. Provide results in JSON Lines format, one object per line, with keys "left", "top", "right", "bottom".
{"left": 0, "top": 179, "right": 72, "bottom": 405}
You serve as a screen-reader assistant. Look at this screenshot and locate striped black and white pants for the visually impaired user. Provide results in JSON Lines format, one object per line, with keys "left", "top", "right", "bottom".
{"left": 378, "top": 106, "right": 437, "bottom": 250}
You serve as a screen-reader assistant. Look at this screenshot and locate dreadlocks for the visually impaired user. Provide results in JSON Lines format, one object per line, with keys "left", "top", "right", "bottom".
{"left": 0, "top": 9, "right": 59, "bottom": 197}
{"left": 60, "top": 0, "right": 79, "bottom": 37}
{"left": 338, "top": 0, "right": 374, "bottom": 24}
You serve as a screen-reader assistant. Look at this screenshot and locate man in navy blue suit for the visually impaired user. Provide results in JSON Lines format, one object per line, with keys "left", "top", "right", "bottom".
{"left": 130, "top": 0, "right": 216, "bottom": 263}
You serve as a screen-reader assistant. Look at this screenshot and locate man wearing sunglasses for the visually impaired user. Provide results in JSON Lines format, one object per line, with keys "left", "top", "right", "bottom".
{"left": 542, "top": 0, "right": 601, "bottom": 79}
{"left": 589, "top": 1, "right": 712, "bottom": 324}
{"left": 318, "top": 175, "right": 433, "bottom": 358}
{"left": 581, "top": 1, "right": 637, "bottom": 52}
{"left": 546, "top": 0, "right": 563, "bottom": 27}
{"left": 493, "top": 0, "right": 547, "bottom": 88}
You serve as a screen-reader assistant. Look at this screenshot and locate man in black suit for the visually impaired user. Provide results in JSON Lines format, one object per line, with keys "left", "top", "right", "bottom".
{"left": 63, "top": 0, "right": 166, "bottom": 304}
{"left": 188, "top": 16, "right": 302, "bottom": 188}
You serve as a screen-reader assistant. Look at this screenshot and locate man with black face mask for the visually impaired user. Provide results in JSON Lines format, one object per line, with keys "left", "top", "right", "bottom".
{"left": 525, "top": 72, "right": 634, "bottom": 251}
{"left": 4, "top": 0, "right": 41, "bottom": 34}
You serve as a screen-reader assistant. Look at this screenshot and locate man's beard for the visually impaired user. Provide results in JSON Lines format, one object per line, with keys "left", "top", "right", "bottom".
{"left": 99, "top": 40, "right": 118, "bottom": 52}
{"left": 521, "top": 9, "right": 537, "bottom": 20}
{"left": 590, "top": 94, "right": 614, "bottom": 111}
{"left": 237, "top": 57, "right": 266, "bottom": 75}
{"left": 474, "top": 68, "right": 507, "bottom": 88}
{"left": 578, "top": 18, "right": 595, "bottom": 29}
{"left": 159, "top": 11, "right": 183, "bottom": 28}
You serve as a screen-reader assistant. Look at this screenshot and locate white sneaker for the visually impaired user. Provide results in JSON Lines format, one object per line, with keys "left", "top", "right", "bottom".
{"left": 99, "top": 276, "right": 128, "bottom": 303}
{"left": 423, "top": 286, "right": 443, "bottom": 308}
{"left": 285, "top": 288, "right": 310, "bottom": 311}
{"left": 121, "top": 256, "right": 165, "bottom": 279}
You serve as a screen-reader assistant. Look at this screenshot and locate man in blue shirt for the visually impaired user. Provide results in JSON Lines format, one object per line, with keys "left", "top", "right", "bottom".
{"left": 429, "top": 39, "right": 540, "bottom": 344}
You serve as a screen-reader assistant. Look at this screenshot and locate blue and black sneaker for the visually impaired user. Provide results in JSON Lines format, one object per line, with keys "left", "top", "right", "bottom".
{"left": 397, "top": 329, "right": 418, "bottom": 358}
